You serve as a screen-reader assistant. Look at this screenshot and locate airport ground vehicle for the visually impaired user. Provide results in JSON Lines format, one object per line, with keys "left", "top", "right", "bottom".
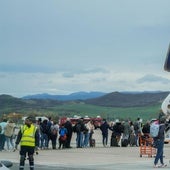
{"left": 139, "top": 134, "right": 156, "bottom": 157}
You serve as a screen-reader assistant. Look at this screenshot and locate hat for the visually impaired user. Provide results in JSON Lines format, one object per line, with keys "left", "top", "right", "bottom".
{"left": 115, "top": 119, "right": 119, "bottom": 123}
{"left": 26, "top": 116, "right": 34, "bottom": 122}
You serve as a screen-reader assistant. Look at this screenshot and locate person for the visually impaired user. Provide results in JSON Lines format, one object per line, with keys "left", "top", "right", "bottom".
{"left": 100, "top": 119, "right": 110, "bottom": 147}
{"left": 40, "top": 119, "right": 49, "bottom": 149}
{"left": 134, "top": 118, "right": 143, "bottom": 146}
{"left": 58, "top": 124, "right": 67, "bottom": 149}
{"left": 110, "top": 119, "right": 124, "bottom": 146}
{"left": 129, "top": 121, "right": 135, "bottom": 147}
{"left": 64, "top": 118, "right": 73, "bottom": 148}
{"left": 142, "top": 120, "right": 150, "bottom": 142}
{"left": 74, "top": 118, "right": 85, "bottom": 148}
{"left": 0, "top": 119, "right": 7, "bottom": 151}
{"left": 122, "top": 120, "right": 131, "bottom": 146}
{"left": 87, "top": 120, "right": 95, "bottom": 145}
{"left": 4, "top": 120, "right": 16, "bottom": 151}
{"left": 50, "top": 121, "right": 59, "bottom": 149}
{"left": 153, "top": 117, "right": 167, "bottom": 168}
{"left": 36, "top": 118, "right": 43, "bottom": 149}
{"left": 15, "top": 116, "right": 39, "bottom": 170}
{"left": 47, "top": 117, "right": 53, "bottom": 148}
{"left": 83, "top": 122, "right": 90, "bottom": 147}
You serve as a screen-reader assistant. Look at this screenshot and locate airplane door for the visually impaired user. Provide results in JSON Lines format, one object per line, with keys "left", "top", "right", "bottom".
{"left": 164, "top": 44, "right": 170, "bottom": 71}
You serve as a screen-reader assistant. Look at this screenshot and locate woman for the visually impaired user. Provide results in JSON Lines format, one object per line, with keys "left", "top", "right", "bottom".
{"left": 4, "top": 120, "right": 16, "bottom": 151}
{"left": 153, "top": 117, "right": 167, "bottom": 168}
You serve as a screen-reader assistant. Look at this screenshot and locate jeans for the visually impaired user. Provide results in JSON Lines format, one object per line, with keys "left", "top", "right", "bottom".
{"left": 83, "top": 132, "right": 90, "bottom": 147}
{"left": 40, "top": 133, "right": 48, "bottom": 149}
{"left": 0, "top": 134, "right": 6, "bottom": 150}
{"left": 102, "top": 133, "right": 108, "bottom": 146}
{"left": 154, "top": 139, "right": 164, "bottom": 165}
{"left": 5, "top": 136, "right": 14, "bottom": 150}
{"left": 76, "top": 132, "right": 83, "bottom": 147}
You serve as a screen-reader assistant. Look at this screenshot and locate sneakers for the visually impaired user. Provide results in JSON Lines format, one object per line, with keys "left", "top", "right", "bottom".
{"left": 154, "top": 164, "right": 167, "bottom": 168}
{"left": 154, "top": 164, "right": 160, "bottom": 168}
{"left": 160, "top": 164, "right": 167, "bottom": 168}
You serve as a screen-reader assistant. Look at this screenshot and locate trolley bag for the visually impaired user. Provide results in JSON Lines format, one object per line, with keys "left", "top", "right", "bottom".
{"left": 90, "top": 139, "right": 95, "bottom": 147}
{"left": 121, "top": 139, "right": 129, "bottom": 147}
{"left": 110, "top": 137, "right": 118, "bottom": 147}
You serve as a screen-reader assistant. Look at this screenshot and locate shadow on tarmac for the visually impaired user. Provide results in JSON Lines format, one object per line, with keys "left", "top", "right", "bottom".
{"left": 12, "top": 163, "right": 94, "bottom": 170}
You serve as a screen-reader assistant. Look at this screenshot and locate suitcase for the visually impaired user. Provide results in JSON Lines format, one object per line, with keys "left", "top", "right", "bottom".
{"left": 110, "top": 137, "right": 118, "bottom": 147}
{"left": 90, "top": 139, "right": 95, "bottom": 147}
{"left": 121, "top": 139, "right": 129, "bottom": 147}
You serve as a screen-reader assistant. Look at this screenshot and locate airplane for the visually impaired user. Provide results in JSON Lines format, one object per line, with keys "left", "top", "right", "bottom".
{"left": 164, "top": 43, "right": 170, "bottom": 72}
{"left": 161, "top": 43, "right": 170, "bottom": 115}
{"left": 161, "top": 43, "right": 170, "bottom": 143}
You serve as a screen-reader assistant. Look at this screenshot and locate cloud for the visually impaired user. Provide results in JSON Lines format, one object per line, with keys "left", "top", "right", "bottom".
{"left": 0, "top": 1, "right": 170, "bottom": 97}
{"left": 136, "top": 74, "right": 170, "bottom": 84}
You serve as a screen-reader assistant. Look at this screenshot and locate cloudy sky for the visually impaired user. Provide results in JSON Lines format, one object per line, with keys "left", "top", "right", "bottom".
{"left": 0, "top": 0, "right": 170, "bottom": 97}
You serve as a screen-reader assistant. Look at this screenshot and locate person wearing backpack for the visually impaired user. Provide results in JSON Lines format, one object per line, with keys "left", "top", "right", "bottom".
{"left": 50, "top": 121, "right": 59, "bottom": 149}
{"left": 74, "top": 118, "right": 84, "bottom": 148}
{"left": 64, "top": 118, "right": 73, "bottom": 148}
{"left": 134, "top": 118, "right": 143, "bottom": 146}
{"left": 58, "top": 124, "right": 67, "bottom": 149}
{"left": 153, "top": 117, "right": 167, "bottom": 168}
{"left": 100, "top": 119, "right": 110, "bottom": 147}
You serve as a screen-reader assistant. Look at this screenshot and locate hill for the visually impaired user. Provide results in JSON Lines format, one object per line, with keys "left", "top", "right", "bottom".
{"left": 85, "top": 91, "right": 170, "bottom": 107}
{"left": 0, "top": 91, "right": 169, "bottom": 120}
{"left": 0, "top": 94, "right": 63, "bottom": 114}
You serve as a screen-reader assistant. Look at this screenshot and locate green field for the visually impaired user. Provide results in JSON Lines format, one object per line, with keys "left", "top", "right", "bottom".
{"left": 23, "top": 103, "right": 161, "bottom": 122}
{"left": 1, "top": 102, "right": 162, "bottom": 123}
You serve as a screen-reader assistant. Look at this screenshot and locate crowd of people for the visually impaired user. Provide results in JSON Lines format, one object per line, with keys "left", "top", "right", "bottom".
{"left": 0, "top": 115, "right": 169, "bottom": 169}
{"left": 0, "top": 116, "right": 161, "bottom": 151}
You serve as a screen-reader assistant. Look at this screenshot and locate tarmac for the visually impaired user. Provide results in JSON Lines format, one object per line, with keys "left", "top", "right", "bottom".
{"left": 1, "top": 129, "right": 170, "bottom": 170}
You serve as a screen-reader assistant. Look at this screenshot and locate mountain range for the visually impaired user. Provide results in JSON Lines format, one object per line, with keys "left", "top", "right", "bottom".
{"left": 1, "top": 91, "right": 170, "bottom": 107}
{"left": 0, "top": 91, "right": 170, "bottom": 115}
{"left": 22, "top": 91, "right": 107, "bottom": 100}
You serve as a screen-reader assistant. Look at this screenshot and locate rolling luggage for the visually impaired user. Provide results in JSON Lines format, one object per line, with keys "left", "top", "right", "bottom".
{"left": 110, "top": 137, "right": 118, "bottom": 147}
{"left": 121, "top": 139, "right": 129, "bottom": 147}
{"left": 90, "top": 139, "right": 95, "bottom": 147}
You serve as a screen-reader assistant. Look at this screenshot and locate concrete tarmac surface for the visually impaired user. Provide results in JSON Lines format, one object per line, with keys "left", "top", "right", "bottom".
{"left": 1, "top": 129, "right": 170, "bottom": 170}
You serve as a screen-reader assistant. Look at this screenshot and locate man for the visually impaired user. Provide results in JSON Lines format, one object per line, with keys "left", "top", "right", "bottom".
{"left": 134, "top": 117, "right": 143, "bottom": 146}
{"left": 64, "top": 118, "right": 73, "bottom": 148}
{"left": 100, "top": 119, "right": 110, "bottom": 147}
{"left": 15, "top": 117, "right": 39, "bottom": 170}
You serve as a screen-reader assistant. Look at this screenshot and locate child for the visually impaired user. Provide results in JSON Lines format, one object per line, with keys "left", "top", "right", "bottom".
{"left": 58, "top": 124, "right": 67, "bottom": 149}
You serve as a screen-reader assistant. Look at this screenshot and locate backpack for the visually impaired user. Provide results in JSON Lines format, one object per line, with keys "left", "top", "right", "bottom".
{"left": 75, "top": 123, "right": 81, "bottom": 133}
{"left": 150, "top": 121, "right": 159, "bottom": 138}
{"left": 134, "top": 122, "right": 139, "bottom": 131}
{"left": 60, "top": 128, "right": 66, "bottom": 136}
{"left": 51, "top": 126, "right": 58, "bottom": 135}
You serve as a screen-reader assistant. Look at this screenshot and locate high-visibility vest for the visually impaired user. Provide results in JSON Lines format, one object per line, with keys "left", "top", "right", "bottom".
{"left": 20, "top": 124, "right": 37, "bottom": 147}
